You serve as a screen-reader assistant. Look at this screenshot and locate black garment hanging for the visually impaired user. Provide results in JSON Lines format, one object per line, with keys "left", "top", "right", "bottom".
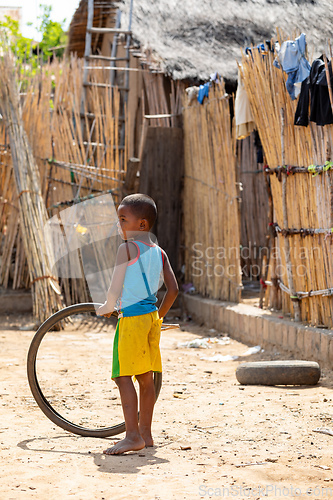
{"left": 294, "top": 77, "right": 310, "bottom": 126}
{"left": 294, "top": 57, "right": 333, "bottom": 127}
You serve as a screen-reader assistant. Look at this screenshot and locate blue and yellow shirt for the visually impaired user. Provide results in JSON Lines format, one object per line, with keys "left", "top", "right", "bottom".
{"left": 118, "top": 240, "right": 164, "bottom": 317}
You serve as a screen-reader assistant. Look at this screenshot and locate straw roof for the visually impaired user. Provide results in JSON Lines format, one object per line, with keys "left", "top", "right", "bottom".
{"left": 67, "top": 0, "right": 333, "bottom": 81}
{"left": 66, "top": 0, "right": 117, "bottom": 57}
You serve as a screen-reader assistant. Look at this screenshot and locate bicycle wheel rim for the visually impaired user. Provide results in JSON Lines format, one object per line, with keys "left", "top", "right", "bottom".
{"left": 27, "top": 303, "right": 162, "bottom": 438}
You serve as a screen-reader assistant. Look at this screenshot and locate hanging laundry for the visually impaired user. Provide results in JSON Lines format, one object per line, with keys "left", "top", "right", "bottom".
{"left": 245, "top": 40, "right": 276, "bottom": 58}
{"left": 209, "top": 72, "right": 220, "bottom": 83}
{"left": 264, "top": 40, "right": 276, "bottom": 53}
{"left": 245, "top": 43, "right": 266, "bottom": 57}
{"left": 235, "top": 65, "right": 255, "bottom": 140}
{"left": 274, "top": 33, "right": 311, "bottom": 100}
{"left": 197, "top": 82, "right": 210, "bottom": 104}
{"left": 294, "top": 57, "right": 333, "bottom": 127}
{"left": 185, "top": 86, "right": 200, "bottom": 105}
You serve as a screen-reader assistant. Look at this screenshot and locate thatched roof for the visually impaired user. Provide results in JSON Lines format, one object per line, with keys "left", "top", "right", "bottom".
{"left": 67, "top": 0, "right": 117, "bottom": 57}
{"left": 68, "top": 0, "right": 333, "bottom": 81}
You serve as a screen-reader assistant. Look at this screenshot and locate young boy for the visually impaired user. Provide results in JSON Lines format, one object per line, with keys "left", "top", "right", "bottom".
{"left": 97, "top": 193, "right": 178, "bottom": 455}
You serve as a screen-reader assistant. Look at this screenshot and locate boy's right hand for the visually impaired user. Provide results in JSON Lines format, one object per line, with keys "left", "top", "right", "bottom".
{"left": 97, "top": 303, "right": 114, "bottom": 318}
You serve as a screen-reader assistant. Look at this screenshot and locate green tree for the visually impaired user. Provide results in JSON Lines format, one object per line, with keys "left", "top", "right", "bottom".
{"left": 0, "top": 4, "right": 67, "bottom": 65}
{"left": 0, "top": 16, "right": 34, "bottom": 64}
{"left": 37, "top": 4, "right": 67, "bottom": 60}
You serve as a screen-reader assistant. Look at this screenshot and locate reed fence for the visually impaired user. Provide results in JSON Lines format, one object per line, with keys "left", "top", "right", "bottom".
{"left": 183, "top": 85, "right": 242, "bottom": 303}
{"left": 0, "top": 55, "right": 127, "bottom": 320}
{"left": 241, "top": 43, "right": 333, "bottom": 327}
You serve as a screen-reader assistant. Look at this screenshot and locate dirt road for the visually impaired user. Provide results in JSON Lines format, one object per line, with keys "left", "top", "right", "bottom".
{"left": 0, "top": 311, "right": 333, "bottom": 499}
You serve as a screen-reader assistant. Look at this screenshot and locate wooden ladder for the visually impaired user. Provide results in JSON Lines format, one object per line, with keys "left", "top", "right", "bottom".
{"left": 80, "top": 0, "right": 133, "bottom": 184}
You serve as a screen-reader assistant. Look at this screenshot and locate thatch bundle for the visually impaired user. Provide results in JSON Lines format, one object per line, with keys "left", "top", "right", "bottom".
{"left": 0, "top": 53, "right": 63, "bottom": 321}
{"left": 183, "top": 85, "right": 242, "bottom": 303}
{"left": 241, "top": 41, "right": 333, "bottom": 327}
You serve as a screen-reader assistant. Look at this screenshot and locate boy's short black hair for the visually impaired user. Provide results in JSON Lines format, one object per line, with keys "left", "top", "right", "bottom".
{"left": 120, "top": 193, "right": 157, "bottom": 229}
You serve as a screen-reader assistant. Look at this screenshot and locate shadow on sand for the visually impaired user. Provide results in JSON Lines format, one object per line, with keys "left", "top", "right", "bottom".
{"left": 17, "top": 434, "right": 169, "bottom": 474}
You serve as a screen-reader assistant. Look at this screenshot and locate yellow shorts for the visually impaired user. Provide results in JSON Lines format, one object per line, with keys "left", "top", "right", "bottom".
{"left": 112, "top": 311, "right": 162, "bottom": 378}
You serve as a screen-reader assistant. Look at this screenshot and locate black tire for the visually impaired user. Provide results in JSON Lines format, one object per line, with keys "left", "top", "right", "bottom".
{"left": 236, "top": 360, "right": 321, "bottom": 386}
{"left": 27, "top": 303, "right": 163, "bottom": 438}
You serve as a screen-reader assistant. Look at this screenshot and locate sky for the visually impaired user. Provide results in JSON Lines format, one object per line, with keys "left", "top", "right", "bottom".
{"left": 0, "top": 0, "right": 80, "bottom": 40}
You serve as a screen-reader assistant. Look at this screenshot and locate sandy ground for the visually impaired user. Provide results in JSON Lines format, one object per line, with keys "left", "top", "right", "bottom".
{"left": 1, "top": 310, "right": 333, "bottom": 500}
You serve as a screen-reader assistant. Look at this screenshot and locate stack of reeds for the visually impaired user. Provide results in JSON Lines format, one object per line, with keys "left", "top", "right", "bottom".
{"left": 241, "top": 39, "right": 333, "bottom": 327}
{"left": 0, "top": 52, "right": 63, "bottom": 321}
{"left": 0, "top": 55, "right": 127, "bottom": 312}
{"left": 182, "top": 84, "right": 242, "bottom": 303}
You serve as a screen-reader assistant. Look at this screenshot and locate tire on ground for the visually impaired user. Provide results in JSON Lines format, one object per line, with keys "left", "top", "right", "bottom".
{"left": 236, "top": 360, "right": 320, "bottom": 386}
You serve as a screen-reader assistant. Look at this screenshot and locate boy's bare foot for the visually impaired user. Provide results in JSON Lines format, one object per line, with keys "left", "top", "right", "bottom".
{"left": 140, "top": 430, "right": 154, "bottom": 447}
{"left": 103, "top": 435, "right": 145, "bottom": 455}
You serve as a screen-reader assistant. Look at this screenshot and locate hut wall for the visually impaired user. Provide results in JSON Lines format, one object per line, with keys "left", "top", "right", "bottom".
{"left": 182, "top": 88, "right": 242, "bottom": 303}
{"left": 237, "top": 133, "right": 269, "bottom": 282}
{"left": 139, "top": 126, "right": 183, "bottom": 272}
{"left": 241, "top": 48, "right": 333, "bottom": 328}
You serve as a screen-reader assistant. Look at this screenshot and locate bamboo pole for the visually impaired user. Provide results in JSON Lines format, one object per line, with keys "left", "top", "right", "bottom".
{"left": 281, "top": 108, "right": 301, "bottom": 321}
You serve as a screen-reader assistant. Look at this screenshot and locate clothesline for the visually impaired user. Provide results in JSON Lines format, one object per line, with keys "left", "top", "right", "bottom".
{"left": 265, "top": 161, "right": 333, "bottom": 176}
